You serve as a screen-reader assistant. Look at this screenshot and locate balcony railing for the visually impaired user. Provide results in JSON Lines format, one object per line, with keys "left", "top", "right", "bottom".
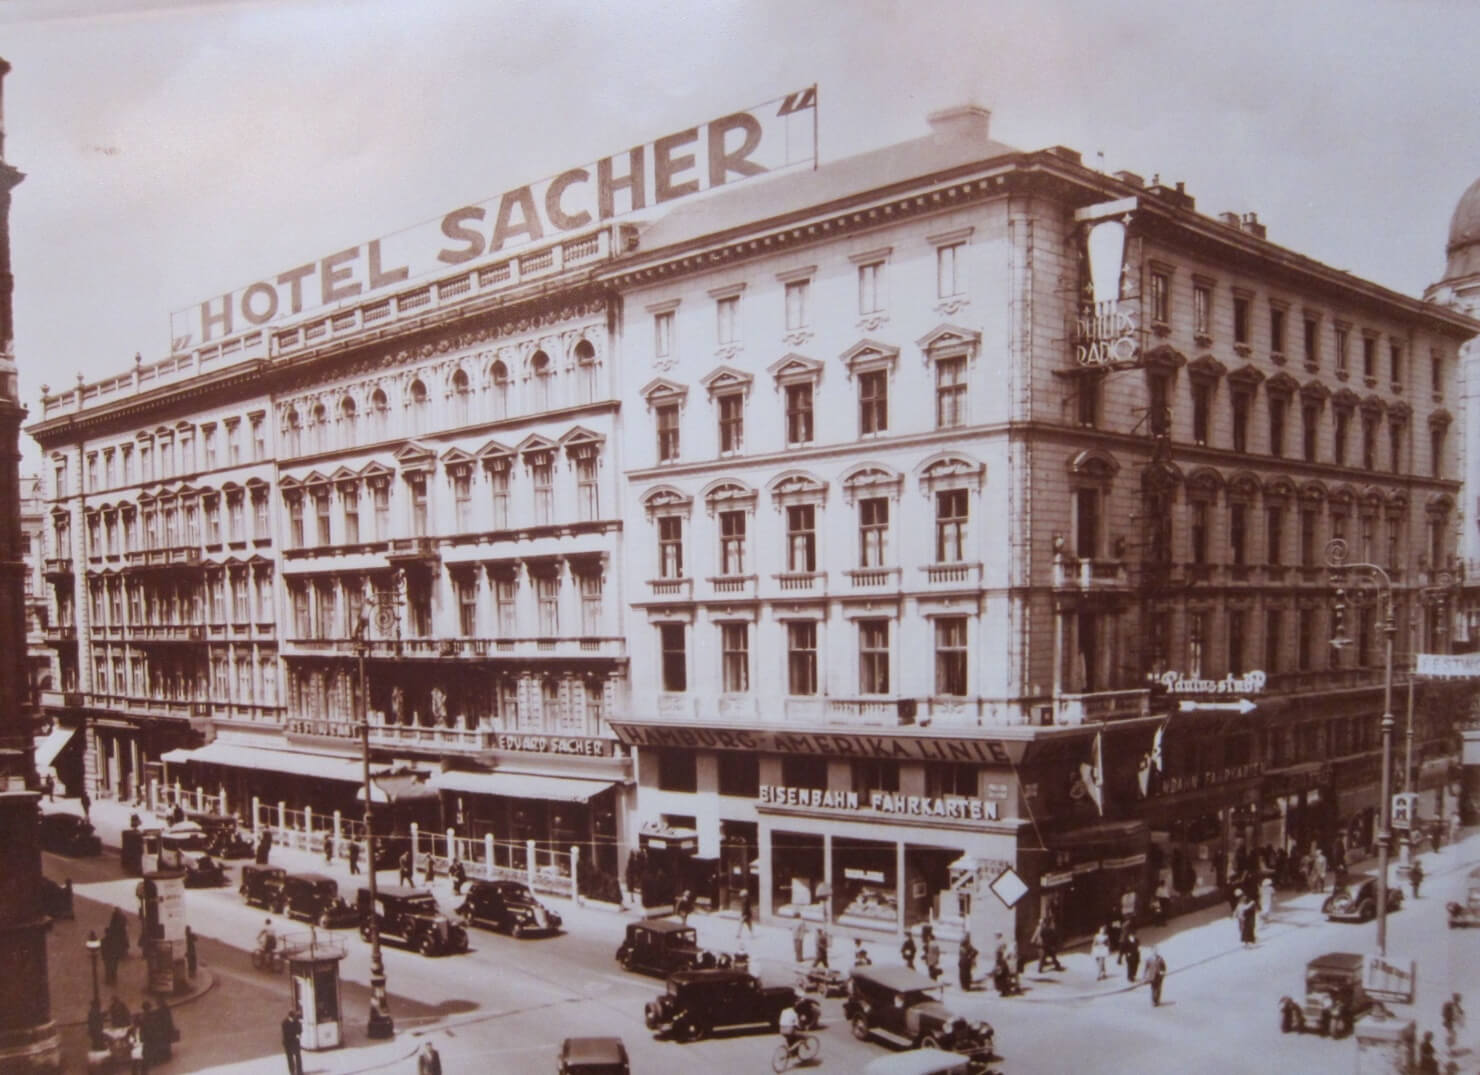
{"left": 132, "top": 624, "right": 207, "bottom": 642}
{"left": 368, "top": 724, "right": 496, "bottom": 753}
{"left": 124, "top": 546, "right": 203, "bottom": 570}
{"left": 1054, "top": 688, "right": 1151, "bottom": 725}
{"left": 43, "top": 558, "right": 73, "bottom": 577}
{"left": 283, "top": 636, "right": 625, "bottom": 660}
{"left": 923, "top": 561, "right": 983, "bottom": 587}
{"left": 43, "top": 624, "right": 76, "bottom": 643}
{"left": 648, "top": 578, "right": 692, "bottom": 600}
{"left": 844, "top": 567, "right": 901, "bottom": 590}
{"left": 774, "top": 571, "right": 825, "bottom": 593}
{"left": 708, "top": 575, "right": 757, "bottom": 598}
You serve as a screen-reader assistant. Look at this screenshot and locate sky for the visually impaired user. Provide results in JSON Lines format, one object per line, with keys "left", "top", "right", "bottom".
{"left": 2, "top": 0, "right": 1477, "bottom": 466}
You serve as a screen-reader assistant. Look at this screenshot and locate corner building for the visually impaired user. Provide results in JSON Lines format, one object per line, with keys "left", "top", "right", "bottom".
{"left": 607, "top": 105, "right": 1477, "bottom": 945}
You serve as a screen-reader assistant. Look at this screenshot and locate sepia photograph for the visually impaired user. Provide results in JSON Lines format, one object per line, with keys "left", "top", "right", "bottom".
{"left": 0, "top": 2, "right": 1477, "bottom": 1072}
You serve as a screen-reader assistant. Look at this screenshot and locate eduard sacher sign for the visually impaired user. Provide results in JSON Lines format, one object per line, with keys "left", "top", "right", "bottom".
{"left": 758, "top": 785, "right": 1000, "bottom": 822}
{"left": 172, "top": 88, "right": 818, "bottom": 348}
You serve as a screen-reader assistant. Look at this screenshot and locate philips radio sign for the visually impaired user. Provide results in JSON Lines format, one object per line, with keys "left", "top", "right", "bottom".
{"left": 1071, "top": 196, "right": 1140, "bottom": 369}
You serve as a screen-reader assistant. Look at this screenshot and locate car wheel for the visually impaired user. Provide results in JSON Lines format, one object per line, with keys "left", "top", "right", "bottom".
{"left": 1319, "top": 1012, "right": 1332, "bottom": 1038}
{"left": 920, "top": 1031, "right": 944, "bottom": 1050}
{"left": 318, "top": 912, "right": 332, "bottom": 929}
{"left": 1332, "top": 1009, "right": 1351, "bottom": 1039}
{"left": 618, "top": 949, "right": 635, "bottom": 970}
{"left": 1359, "top": 900, "right": 1375, "bottom": 922}
{"left": 644, "top": 1001, "right": 662, "bottom": 1030}
{"left": 512, "top": 922, "right": 525, "bottom": 939}
{"left": 676, "top": 1017, "right": 703, "bottom": 1043}
{"left": 1280, "top": 1004, "right": 1297, "bottom": 1034}
{"left": 850, "top": 1016, "right": 871, "bottom": 1042}
{"left": 417, "top": 933, "right": 437, "bottom": 956}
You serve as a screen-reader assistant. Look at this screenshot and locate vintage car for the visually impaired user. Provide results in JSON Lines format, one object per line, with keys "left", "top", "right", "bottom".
{"left": 458, "top": 879, "right": 563, "bottom": 937}
{"left": 615, "top": 919, "right": 709, "bottom": 977}
{"left": 1323, "top": 877, "right": 1404, "bottom": 923}
{"left": 175, "top": 852, "right": 229, "bottom": 889}
{"left": 283, "top": 873, "right": 358, "bottom": 929}
{"left": 557, "top": 1036, "right": 630, "bottom": 1075}
{"left": 844, "top": 966, "right": 995, "bottom": 1064}
{"left": 1279, "top": 951, "right": 1375, "bottom": 1037}
{"left": 1446, "top": 865, "right": 1480, "bottom": 928}
{"left": 643, "top": 968, "right": 819, "bottom": 1042}
{"left": 356, "top": 885, "right": 469, "bottom": 956}
{"left": 240, "top": 864, "right": 289, "bottom": 911}
{"left": 40, "top": 876, "right": 74, "bottom": 920}
{"left": 39, "top": 813, "right": 103, "bottom": 856}
{"left": 162, "top": 821, "right": 212, "bottom": 852}
{"left": 186, "top": 811, "right": 255, "bottom": 859}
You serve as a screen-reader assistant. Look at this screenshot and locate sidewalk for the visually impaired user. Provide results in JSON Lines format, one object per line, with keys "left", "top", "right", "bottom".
{"left": 52, "top": 790, "right": 1480, "bottom": 1013}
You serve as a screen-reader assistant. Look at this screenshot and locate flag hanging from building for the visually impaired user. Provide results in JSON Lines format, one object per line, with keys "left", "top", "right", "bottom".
{"left": 1080, "top": 730, "right": 1105, "bottom": 815}
{"left": 1137, "top": 721, "right": 1166, "bottom": 798}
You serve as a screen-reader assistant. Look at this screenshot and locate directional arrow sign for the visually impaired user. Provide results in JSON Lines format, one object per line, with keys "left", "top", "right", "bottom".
{"left": 1178, "top": 698, "right": 1257, "bottom": 714}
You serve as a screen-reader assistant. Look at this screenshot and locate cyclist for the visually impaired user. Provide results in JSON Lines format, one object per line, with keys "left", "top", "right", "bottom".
{"left": 256, "top": 918, "right": 277, "bottom": 958}
{"left": 778, "top": 1004, "right": 803, "bottom": 1056}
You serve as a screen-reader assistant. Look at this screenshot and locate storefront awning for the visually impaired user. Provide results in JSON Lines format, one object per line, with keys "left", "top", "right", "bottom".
{"left": 431, "top": 769, "right": 615, "bottom": 802}
{"left": 34, "top": 726, "right": 77, "bottom": 770}
{"left": 160, "top": 741, "right": 368, "bottom": 784}
{"left": 355, "top": 773, "right": 439, "bottom": 804}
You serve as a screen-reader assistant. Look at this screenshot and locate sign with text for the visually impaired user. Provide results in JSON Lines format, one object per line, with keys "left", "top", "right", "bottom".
{"left": 757, "top": 784, "right": 1000, "bottom": 822}
{"left": 1416, "top": 652, "right": 1480, "bottom": 679}
{"left": 171, "top": 88, "right": 818, "bottom": 349}
{"left": 611, "top": 721, "right": 1026, "bottom": 765}
{"left": 1363, "top": 954, "right": 1417, "bottom": 1003}
{"left": 494, "top": 733, "right": 612, "bottom": 757}
{"left": 1158, "top": 670, "right": 1267, "bottom": 695}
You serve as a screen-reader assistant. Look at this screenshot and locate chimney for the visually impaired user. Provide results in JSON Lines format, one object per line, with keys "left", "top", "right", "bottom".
{"left": 1241, "top": 212, "right": 1266, "bottom": 240}
{"left": 1045, "top": 146, "right": 1082, "bottom": 165}
{"left": 1218, "top": 212, "right": 1241, "bottom": 227}
{"left": 1114, "top": 170, "right": 1144, "bottom": 189}
{"left": 926, "top": 105, "right": 991, "bottom": 142}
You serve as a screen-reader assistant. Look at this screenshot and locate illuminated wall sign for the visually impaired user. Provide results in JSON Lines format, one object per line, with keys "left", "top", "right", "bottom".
{"left": 1071, "top": 197, "right": 1139, "bottom": 369}
{"left": 757, "top": 784, "right": 1000, "bottom": 821}
{"left": 1158, "top": 670, "right": 1267, "bottom": 695}
{"left": 171, "top": 88, "right": 819, "bottom": 349}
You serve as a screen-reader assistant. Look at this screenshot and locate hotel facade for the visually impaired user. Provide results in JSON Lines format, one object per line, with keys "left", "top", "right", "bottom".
{"left": 31, "top": 103, "right": 1479, "bottom": 943}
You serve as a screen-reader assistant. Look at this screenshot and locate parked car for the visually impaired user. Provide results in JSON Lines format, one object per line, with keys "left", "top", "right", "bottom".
{"left": 615, "top": 919, "right": 707, "bottom": 977}
{"left": 39, "top": 813, "right": 102, "bottom": 856}
{"left": 1323, "top": 877, "right": 1403, "bottom": 923}
{"left": 844, "top": 966, "right": 995, "bottom": 1064}
{"left": 557, "top": 1036, "right": 630, "bottom": 1075}
{"left": 283, "top": 873, "right": 358, "bottom": 929}
{"left": 1279, "top": 951, "right": 1376, "bottom": 1037}
{"left": 240, "top": 864, "right": 288, "bottom": 911}
{"left": 186, "top": 811, "right": 255, "bottom": 859}
{"left": 178, "top": 852, "right": 229, "bottom": 889}
{"left": 643, "top": 968, "right": 818, "bottom": 1042}
{"left": 1447, "top": 865, "right": 1480, "bottom": 928}
{"left": 162, "top": 821, "right": 211, "bottom": 852}
{"left": 356, "top": 885, "right": 468, "bottom": 956}
{"left": 458, "top": 880, "right": 563, "bottom": 937}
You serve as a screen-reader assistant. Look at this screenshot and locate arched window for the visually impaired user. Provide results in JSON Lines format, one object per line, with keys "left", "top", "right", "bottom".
{"left": 574, "top": 339, "right": 598, "bottom": 404}
{"left": 370, "top": 388, "right": 389, "bottom": 439}
{"left": 340, "top": 396, "right": 357, "bottom": 439}
{"left": 311, "top": 402, "right": 328, "bottom": 452}
{"left": 451, "top": 368, "right": 471, "bottom": 426}
{"left": 283, "top": 407, "right": 302, "bottom": 456}
{"left": 530, "top": 351, "right": 552, "bottom": 411}
{"left": 408, "top": 379, "right": 429, "bottom": 434}
{"left": 489, "top": 361, "right": 510, "bottom": 419}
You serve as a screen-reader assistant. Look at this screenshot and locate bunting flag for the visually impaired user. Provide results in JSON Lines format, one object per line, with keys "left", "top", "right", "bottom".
{"left": 1137, "top": 721, "right": 1167, "bottom": 799}
{"left": 1080, "top": 730, "right": 1106, "bottom": 816}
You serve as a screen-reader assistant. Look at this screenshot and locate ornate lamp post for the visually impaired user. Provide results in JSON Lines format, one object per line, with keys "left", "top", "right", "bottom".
{"left": 1326, "top": 538, "right": 1395, "bottom": 955}
{"left": 1400, "top": 566, "right": 1455, "bottom": 869}
{"left": 84, "top": 931, "right": 101, "bottom": 1007}
{"left": 354, "top": 584, "right": 400, "bottom": 1040}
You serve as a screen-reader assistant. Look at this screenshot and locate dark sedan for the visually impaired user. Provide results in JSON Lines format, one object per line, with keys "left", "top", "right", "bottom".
{"left": 1323, "top": 877, "right": 1403, "bottom": 923}
{"left": 40, "top": 813, "right": 103, "bottom": 856}
{"left": 458, "top": 880, "right": 562, "bottom": 937}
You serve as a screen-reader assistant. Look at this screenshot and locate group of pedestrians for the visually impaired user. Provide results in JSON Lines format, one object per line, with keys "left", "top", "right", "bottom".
{"left": 89, "top": 994, "right": 176, "bottom": 1074}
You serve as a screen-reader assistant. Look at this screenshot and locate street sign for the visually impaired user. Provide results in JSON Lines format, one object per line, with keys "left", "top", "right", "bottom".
{"left": 1391, "top": 792, "right": 1418, "bottom": 830}
{"left": 1177, "top": 698, "right": 1257, "bottom": 714}
{"left": 990, "top": 867, "right": 1029, "bottom": 909}
{"left": 1363, "top": 953, "right": 1416, "bottom": 1004}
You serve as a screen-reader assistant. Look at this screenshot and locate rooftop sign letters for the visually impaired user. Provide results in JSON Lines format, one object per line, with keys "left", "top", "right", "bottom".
{"left": 1158, "top": 670, "right": 1267, "bottom": 695}
{"left": 609, "top": 721, "right": 1023, "bottom": 765}
{"left": 171, "top": 88, "right": 819, "bottom": 349}
{"left": 757, "top": 784, "right": 1000, "bottom": 822}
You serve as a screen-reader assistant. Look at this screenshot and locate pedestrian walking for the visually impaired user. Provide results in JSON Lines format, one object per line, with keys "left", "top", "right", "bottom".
{"left": 1258, "top": 875, "right": 1275, "bottom": 922}
{"left": 256, "top": 829, "right": 272, "bottom": 866}
{"left": 1430, "top": 818, "right": 1444, "bottom": 852}
{"left": 1312, "top": 847, "right": 1328, "bottom": 893}
{"left": 1410, "top": 857, "right": 1425, "bottom": 899}
{"left": 348, "top": 839, "right": 361, "bottom": 875}
{"left": 185, "top": 926, "right": 197, "bottom": 978}
{"left": 1032, "top": 907, "right": 1064, "bottom": 971}
{"left": 322, "top": 832, "right": 334, "bottom": 863}
{"left": 1143, "top": 946, "right": 1167, "bottom": 1006}
{"left": 738, "top": 888, "right": 753, "bottom": 937}
{"left": 80, "top": 789, "right": 91, "bottom": 821}
{"left": 1123, "top": 929, "right": 1141, "bottom": 982}
{"left": 813, "top": 924, "right": 829, "bottom": 969}
{"left": 101, "top": 928, "right": 120, "bottom": 985}
{"left": 1091, "top": 925, "right": 1110, "bottom": 980}
{"left": 1234, "top": 889, "right": 1257, "bottom": 947}
{"left": 418, "top": 1042, "right": 443, "bottom": 1075}
{"left": 901, "top": 929, "right": 917, "bottom": 970}
{"left": 1419, "top": 1030, "right": 1439, "bottom": 1074}
{"left": 676, "top": 888, "right": 694, "bottom": 925}
{"left": 281, "top": 1007, "right": 303, "bottom": 1075}
{"left": 959, "top": 934, "right": 978, "bottom": 992}
{"left": 1109, "top": 914, "right": 1125, "bottom": 964}
{"left": 1004, "top": 938, "right": 1020, "bottom": 996}
{"left": 398, "top": 850, "right": 413, "bottom": 887}
{"left": 152, "top": 999, "right": 176, "bottom": 1063}
{"left": 1442, "top": 993, "right": 1465, "bottom": 1052}
{"left": 1451, "top": 810, "right": 1463, "bottom": 845}
{"left": 43, "top": 774, "right": 54, "bottom": 802}
{"left": 128, "top": 1014, "right": 147, "bottom": 1075}
{"left": 853, "top": 937, "right": 871, "bottom": 966}
{"left": 451, "top": 858, "right": 467, "bottom": 895}
{"left": 793, "top": 918, "right": 807, "bottom": 963}
{"left": 423, "top": 853, "right": 435, "bottom": 885}
{"left": 924, "top": 934, "right": 942, "bottom": 982}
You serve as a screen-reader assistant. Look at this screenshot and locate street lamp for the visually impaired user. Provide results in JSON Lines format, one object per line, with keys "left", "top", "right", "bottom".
{"left": 354, "top": 584, "right": 401, "bottom": 1041}
{"left": 1326, "top": 538, "right": 1396, "bottom": 956}
{"left": 84, "top": 930, "right": 101, "bottom": 1007}
{"left": 1401, "top": 566, "right": 1455, "bottom": 870}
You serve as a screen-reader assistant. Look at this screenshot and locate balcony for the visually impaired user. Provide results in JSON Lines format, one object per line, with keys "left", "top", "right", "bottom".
{"left": 1054, "top": 688, "right": 1151, "bottom": 726}
{"left": 124, "top": 546, "right": 203, "bottom": 571}
{"left": 922, "top": 561, "right": 983, "bottom": 588}
{"left": 386, "top": 536, "right": 440, "bottom": 565}
{"left": 844, "top": 566, "right": 901, "bottom": 591}
{"left": 43, "top": 624, "right": 76, "bottom": 643}
{"left": 647, "top": 577, "right": 692, "bottom": 601}
{"left": 39, "top": 689, "right": 84, "bottom": 710}
{"left": 707, "top": 575, "right": 757, "bottom": 599}
{"left": 1051, "top": 556, "right": 1127, "bottom": 589}
{"left": 284, "top": 636, "right": 625, "bottom": 660}
{"left": 132, "top": 624, "right": 207, "bottom": 642}
{"left": 43, "top": 558, "right": 73, "bottom": 578}
{"left": 774, "top": 571, "right": 825, "bottom": 594}
{"left": 368, "top": 723, "right": 495, "bottom": 753}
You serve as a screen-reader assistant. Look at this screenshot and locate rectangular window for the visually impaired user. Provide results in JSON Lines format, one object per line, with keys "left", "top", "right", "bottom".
{"left": 1270, "top": 305, "right": 1286, "bottom": 355}
{"left": 656, "top": 403, "right": 681, "bottom": 462}
{"left": 721, "top": 622, "right": 749, "bottom": 692}
{"left": 784, "top": 279, "right": 809, "bottom": 330}
{"left": 1190, "top": 501, "right": 1209, "bottom": 565}
{"left": 1298, "top": 608, "right": 1313, "bottom": 670}
{"left": 1431, "top": 426, "right": 1446, "bottom": 478}
{"left": 342, "top": 486, "right": 360, "bottom": 544}
{"left": 859, "top": 497, "right": 888, "bottom": 567}
{"left": 1304, "top": 316, "right": 1319, "bottom": 366}
{"left": 1230, "top": 502, "right": 1247, "bottom": 566}
{"left": 579, "top": 572, "right": 602, "bottom": 635}
{"left": 1231, "top": 390, "right": 1250, "bottom": 452}
{"left": 1149, "top": 270, "right": 1169, "bottom": 323}
{"left": 858, "top": 619, "right": 890, "bottom": 694}
{"left": 934, "top": 616, "right": 968, "bottom": 696}
{"left": 859, "top": 370, "right": 888, "bottom": 434}
{"left": 785, "top": 383, "right": 814, "bottom": 444}
{"left": 1192, "top": 381, "right": 1211, "bottom": 444}
{"left": 575, "top": 455, "right": 599, "bottom": 521}
{"left": 716, "top": 295, "right": 739, "bottom": 345}
{"left": 659, "top": 623, "right": 687, "bottom": 692}
{"left": 252, "top": 489, "right": 269, "bottom": 541}
{"left": 935, "top": 489, "right": 968, "bottom": 563}
{"left": 232, "top": 570, "right": 251, "bottom": 624}
{"left": 1335, "top": 326, "right": 1350, "bottom": 373}
{"left": 495, "top": 576, "right": 517, "bottom": 635}
{"left": 787, "top": 621, "right": 818, "bottom": 695}
{"left": 656, "top": 747, "right": 696, "bottom": 792}
{"left": 1302, "top": 403, "right": 1319, "bottom": 462}
{"left": 1264, "top": 609, "right": 1282, "bottom": 674}
{"left": 1389, "top": 424, "right": 1403, "bottom": 475}
{"left": 488, "top": 467, "right": 510, "bottom": 530}
{"left": 250, "top": 416, "right": 266, "bottom": 460}
{"left": 1300, "top": 507, "right": 1317, "bottom": 566}
{"left": 204, "top": 496, "right": 221, "bottom": 544}
{"left": 1228, "top": 609, "right": 1246, "bottom": 675}
{"left": 654, "top": 311, "right": 673, "bottom": 359}
{"left": 225, "top": 421, "right": 242, "bottom": 465}
{"left": 786, "top": 504, "right": 816, "bottom": 572}
{"left": 1390, "top": 342, "right": 1404, "bottom": 384}
{"left": 1193, "top": 283, "right": 1211, "bottom": 337}
{"left": 1363, "top": 334, "right": 1378, "bottom": 379}
{"left": 1360, "top": 512, "right": 1375, "bottom": 563}
{"left": 935, "top": 355, "right": 967, "bottom": 429}
{"left": 1432, "top": 349, "right": 1444, "bottom": 399}
{"left": 858, "top": 260, "right": 883, "bottom": 315}
{"left": 1334, "top": 410, "right": 1350, "bottom": 466}
{"left": 287, "top": 496, "right": 304, "bottom": 548}
{"left": 1361, "top": 416, "right": 1377, "bottom": 471}
{"left": 453, "top": 470, "right": 473, "bottom": 531}
{"left": 718, "top": 394, "right": 744, "bottom": 453}
{"left": 658, "top": 516, "right": 684, "bottom": 578}
{"left": 86, "top": 454, "right": 98, "bottom": 492}
{"left": 1075, "top": 487, "right": 1099, "bottom": 560}
{"left": 408, "top": 474, "right": 429, "bottom": 536}
{"left": 226, "top": 493, "right": 244, "bottom": 543}
{"left": 1233, "top": 294, "right": 1250, "bottom": 345}
{"left": 719, "top": 510, "right": 746, "bottom": 575}
{"left": 535, "top": 575, "right": 558, "bottom": 635}
{"left": 1266, "top": 504, "right": 1284, "bottom": 566}
{"left": 531, "top": 459, "right": 553, "bottom": 525}
{"left": 1077, "top": 372, "right": 1101, "bottom": 428}
{"left": 456, "top": 575, "right": 477, "bottom": 635}
{"left": 718, "top": 754, "right": 761, "bottom": 797}
{"left": 371, "top": 481, "right": 390, "bottom": 540}
{"left": 313, "top": 489, "right": 332, "bottom": 545}
{"left": 937, "top": 243, "right": 965, "bottom": 299}
{"left": 1269, "top": 396, "right": 1287, "bottom": 457}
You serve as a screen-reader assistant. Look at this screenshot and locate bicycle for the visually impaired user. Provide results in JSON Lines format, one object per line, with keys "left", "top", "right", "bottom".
{"left": 251, "top": 943, "right": 285, "bottom": 974}
{"left": 770, "top": 1033, "right": 819, "bottom": 1072}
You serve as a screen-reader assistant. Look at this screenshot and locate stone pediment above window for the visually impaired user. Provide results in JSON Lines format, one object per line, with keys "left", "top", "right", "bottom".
{"left": 1300, "top": 380, "right": 1330, "bottom": 404}
{"left": 1299, "top": 480, "right": 1328, "bottom": 506}
{"left": 767, "top": 353, "right": 824, "bottom": 387}
{"left": 1360, "top": 394, "right": 1387, "bottom": 417}
{"left": 1262, "top": 476, "right": 1296, "bottom": 501}
{"left": 1186, "top": 354, "right": 1227, "bottom": 382}
{"left": 360, "top": 461, "right": 394, "bottom": 481}
{"left": 1227, "top": 471, "right": 1261, "bottom": 502}
{"left": 767, "top": 470, "right": 827, "bottom": 510}
{"left": 918, "top": 453, "right": 986, "bottom": 495}
{"left": 1329, "top": 484, "right": 1357, "bottom": 510}
{"left": 1386, "top": 489, "right": 1408, "bottom": 512}
{"left": 1066, "top": 448, "right": 1119, "bottom": 481}
{"left": 702, "top": 479, "right": 759, "bottom": 515}
{"left": 1142, "top": 344, "right": 1187, "bottom": 373}
{"left": 1426, "top": 491, "right": 1455, "bottom": 515}
{"left": 699, "top": 366, "right": 754, "bottom": 399}
{"left": 1429, "top": 408, "right": 1453, "bottom": 431}
{"left": 1227, "top": 364, "right": 1265, "bottom": 389}
{"left": 1186, "top": 467, "right": 1224, "bottom": 498}
{"left": 475, "top": 440, "right": 514, "bottom": 464}
{"left": 840, "top": 463, "right": 905, "bottom": 504}
{"left": 916, "top": 324, "right": 982, "bottom": 362}
{"left": 643, "top": 485, "right": 693, "bottom": 518}
{"left": 329, "top": 466, "right": 359, "bottom": 485}
{"left": 1266, "top": 372, "right": 1300, "bottom": 397}
{"left": 560, "top": 426, "right": 605, "bottom": 460}
{"left": 516, "top": 433, "right": 557, "bottom": 457}
{"left": 640, "top": 377, "right": 689, "bottom": 408}
{"left": 1331, "top": 387, "right": 1360, "bottom": 412}
{"left": 393, "top": 441, "right": 437, "bottom": 471}
{"left": 301, "top": 471, "right": 331, "bottom": 488}
{"left": 276, "top": 475, "right": 301, "bottom": 492}
{"left": 840, "top": 339, "right": 900, "bottom": 378}
{"left": 439, "top": 446, "right": 475, "bottom": 468}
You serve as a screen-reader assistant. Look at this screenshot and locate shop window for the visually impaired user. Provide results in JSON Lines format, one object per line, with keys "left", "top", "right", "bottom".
{"left": 659, "top": 623, "right": 687, "bottom": 692}
{"left": 656, "top": 748, "right": 697, "bottom": 793}
{"left": 850, "top": 759, "right": 900, "bottom": 795}
{"left": 924, "top": 762, "right": 977, "bottom": 798}
{"left": 787, "top": 621, "right": 818, "bottom": 695}
{"left": 934, "top": 616, "right": 968, "bottom": 696}
{"left": 781, "top": 754, "right": 828, "bottom": 790}
{"left": 718, "top": 753, "right": 759, "bottom": 798}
